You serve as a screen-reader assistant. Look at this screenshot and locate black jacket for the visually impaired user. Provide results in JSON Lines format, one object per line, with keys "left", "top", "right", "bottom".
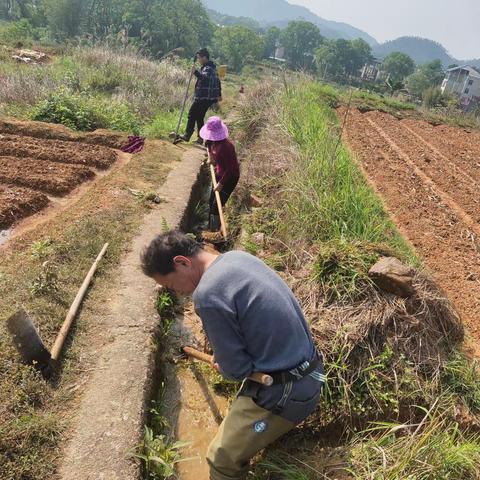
{"left": 194, "top": 60, "right": 222, "bottom": 101}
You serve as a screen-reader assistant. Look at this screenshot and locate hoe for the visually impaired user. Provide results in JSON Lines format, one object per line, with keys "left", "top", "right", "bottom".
{"left": 6, "top": 243, "right": 108, "bottom": 379}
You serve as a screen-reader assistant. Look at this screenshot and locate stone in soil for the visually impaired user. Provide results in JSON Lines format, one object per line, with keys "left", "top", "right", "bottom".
{"left": 369, "top": 257, "right": 415, "bottom": 298}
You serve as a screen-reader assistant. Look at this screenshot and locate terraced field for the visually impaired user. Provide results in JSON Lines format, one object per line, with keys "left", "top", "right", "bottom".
{"left": 0, "top": 130, "right": 118, "bottom": 229}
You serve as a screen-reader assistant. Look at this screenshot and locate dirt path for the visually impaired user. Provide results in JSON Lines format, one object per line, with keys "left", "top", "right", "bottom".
{"left": 341, "top": 108, "right": 480, "bottom": 350}
{"left": 58, "top": 146, "right": 205, "bottom": 480}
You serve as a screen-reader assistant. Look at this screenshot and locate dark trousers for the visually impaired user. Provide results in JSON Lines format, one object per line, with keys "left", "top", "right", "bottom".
{"left": 185, "top": 99, "right": 216, "bottom": 139}
{"left": 209, "top": 177, "right": 239, "bottom": 230}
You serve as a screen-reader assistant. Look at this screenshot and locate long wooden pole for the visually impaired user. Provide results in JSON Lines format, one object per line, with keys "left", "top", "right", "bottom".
{"left": 182, "top": 346, "right": 273, "bottom": 387}
{"left": 209, "top": 162, "right": 228, "bottom": 239}
{"left": 50, "top": 243, "right": 109, "bottom": 361}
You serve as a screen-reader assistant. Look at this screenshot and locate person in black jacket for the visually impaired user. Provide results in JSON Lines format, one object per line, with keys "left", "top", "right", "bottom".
{"left": 179, "top": 48, "right": 222, "bottom": 145}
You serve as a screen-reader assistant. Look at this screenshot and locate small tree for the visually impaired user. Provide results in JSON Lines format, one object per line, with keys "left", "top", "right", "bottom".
{"left": 315, "top": 38, "right": 372, "bottom": 81}
{"left": 382, "top": 52, "right": 416, "bottom": 82}
{"left": 212, "top": 25, "right": 263, "bottom": 72}
{"left": 44, "top": 0, "right": 86, "bottom": 39}
{"left": 407, "top": 59, "right": 445, "bottom": 98}
{"left": 263, "top": 26, "right": 281, "bottom": 59}
{"left": 280, "top": 20, "right": 323, "bottom": 71}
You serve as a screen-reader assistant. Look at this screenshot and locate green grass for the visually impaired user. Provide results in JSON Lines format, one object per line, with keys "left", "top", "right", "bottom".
{"left": 349, "top": 401, "right": 480, "bottom": 480}
{"left": 349, "top": 89, "right": 417, "bottom": 113}
{"left": 143, "top": 109, "right": 182, "bottom": 139}
{"left": 136, "top": 383, "right": 190, "bottom": 480}
{"left": 0, "top": 45, "right": 189, "bottom": 135}
{"left": 279, "top": 82, "right": 414, "bottom": 260}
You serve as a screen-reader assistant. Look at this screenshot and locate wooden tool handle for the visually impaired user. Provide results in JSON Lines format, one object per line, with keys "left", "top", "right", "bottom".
{"left": 50, "top": 243, "right": 109, "bottom": 361}
{"left": 182, "top": 346, "right": 273, "bottom": 387}
{"left": 209, "top": 161, "right": 228, "bottom": 240}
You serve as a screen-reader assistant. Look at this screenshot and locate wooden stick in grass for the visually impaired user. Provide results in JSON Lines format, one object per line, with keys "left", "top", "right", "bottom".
{"left": 50, "top": 243, "right": 109, "bottom": 361}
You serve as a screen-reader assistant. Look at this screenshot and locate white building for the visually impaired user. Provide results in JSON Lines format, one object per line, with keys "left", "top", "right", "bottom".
{"left": 441, "top": 65, "right": 480, "bottom": 106}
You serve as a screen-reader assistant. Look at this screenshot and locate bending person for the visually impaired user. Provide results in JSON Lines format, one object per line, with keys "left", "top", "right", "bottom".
{"left": 141, "top": 231, "right": 325, "bottom": 480}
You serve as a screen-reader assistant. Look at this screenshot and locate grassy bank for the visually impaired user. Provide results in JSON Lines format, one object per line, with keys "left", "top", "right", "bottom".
{"left": 231, "top": 80, "right": 480, "bottom": 479}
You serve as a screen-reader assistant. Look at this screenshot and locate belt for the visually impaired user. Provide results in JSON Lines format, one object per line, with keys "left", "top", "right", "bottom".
{"left": 269, "top": 354, "right": 325, "bottom": 386}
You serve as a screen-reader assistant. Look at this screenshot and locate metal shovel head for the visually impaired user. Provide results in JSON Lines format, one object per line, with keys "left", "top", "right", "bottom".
{"left": 6, "top": 308, "right": 51, "bottom": 369}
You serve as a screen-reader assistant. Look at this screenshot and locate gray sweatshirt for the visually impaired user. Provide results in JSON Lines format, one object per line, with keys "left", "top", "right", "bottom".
{"left": 193, "top": 251, "right": 316, "bottom": 381}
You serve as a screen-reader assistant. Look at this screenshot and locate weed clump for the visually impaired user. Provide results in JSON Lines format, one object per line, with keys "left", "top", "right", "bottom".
{"left": 31, "top": 88, "right": 140, "bottom": 133}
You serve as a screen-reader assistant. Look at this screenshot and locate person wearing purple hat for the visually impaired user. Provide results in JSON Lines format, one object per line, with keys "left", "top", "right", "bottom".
{"left": 200, "top": 116, "right": 240, "bottom": 233}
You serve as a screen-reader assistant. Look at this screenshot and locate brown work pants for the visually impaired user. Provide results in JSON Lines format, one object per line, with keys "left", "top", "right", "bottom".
{"left": 206, "top": 396, "right": 295, "bottom": 480}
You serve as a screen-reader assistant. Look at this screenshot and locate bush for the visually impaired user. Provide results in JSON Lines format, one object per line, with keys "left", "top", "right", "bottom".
{"left": 30, "top": 88, "right": 139, "bottom": 133}
{"left": 0, "top": 19, "right": 36, "bottom": 46}
{"left": 423, "top": 86, "right": 446, "bottom": 108}
{"left": 31, "top": 88, "right": 102, "bottom": 130}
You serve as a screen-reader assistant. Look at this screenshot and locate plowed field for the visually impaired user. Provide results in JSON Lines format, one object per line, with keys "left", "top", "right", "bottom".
{"left": 0, "top": 127, "right": 118, "bottom": 229}
{"left": 342, "top": 108, "right": 480, "bottom": 344}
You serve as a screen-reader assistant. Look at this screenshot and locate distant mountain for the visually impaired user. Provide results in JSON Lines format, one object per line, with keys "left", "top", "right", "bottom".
{"left": 373, "top": 36, "right": 480, "bottom": 69}
{"left": 207, "top": 9, "right": 262, "bottom": 32}
{"left": 202, "top": 0, "right": 378, "bottom": 46}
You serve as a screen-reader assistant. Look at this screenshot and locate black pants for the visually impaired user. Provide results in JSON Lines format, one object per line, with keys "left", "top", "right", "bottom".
{"left": 186, "top": 99, "right": 216, "bottom": 139}
{"left": 208, "top": 177, "right": 239, "bottom": 230}
{"left": 209, "top": 178, "right": 238, "bottom": 212}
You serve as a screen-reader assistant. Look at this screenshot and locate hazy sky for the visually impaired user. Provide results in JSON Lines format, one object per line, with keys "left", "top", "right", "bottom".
{"left": 289, "top": 0, "right": 480, "bottom": 59}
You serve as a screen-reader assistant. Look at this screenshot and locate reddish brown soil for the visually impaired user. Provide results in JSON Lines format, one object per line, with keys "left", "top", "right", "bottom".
{"left": 0, "top": 134, "right": 117, "bottom": 169}
{"left": 0, "top": 120, "right": 123, "bottom": 230}
{"left": 0, "top": 185, "right": 49, "bottom": 229}
{"left": 341, "top": 107, "right": 480, "bottom": 345}
{"left": 0, "top": 156, "right": 95, "bottom": 195}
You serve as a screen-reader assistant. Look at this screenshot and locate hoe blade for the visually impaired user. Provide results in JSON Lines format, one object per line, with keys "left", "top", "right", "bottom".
{"left": 6, "top": 308, "right": 51, "bottom": 372}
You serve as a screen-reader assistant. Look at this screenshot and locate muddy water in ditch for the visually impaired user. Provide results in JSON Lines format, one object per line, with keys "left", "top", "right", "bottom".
{"left": 163, "top": 304, "right": 229, "bottom": 479}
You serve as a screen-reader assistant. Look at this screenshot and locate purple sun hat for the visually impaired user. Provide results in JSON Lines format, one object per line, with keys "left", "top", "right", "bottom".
{"left": 200, "top": 116, "right": 229, "bottom": 141}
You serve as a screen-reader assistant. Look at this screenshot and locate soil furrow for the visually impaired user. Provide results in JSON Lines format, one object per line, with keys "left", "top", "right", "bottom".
{"left": 0, "top": 156, "right": 95, "bottom": 195}
{"left": 365, "top": 116, "right": 480, "bottom": 238}
{"left": 342, "top": 108, "right": 480, "bottom": 341}
{"left": 0, "top": 185, "right": 49, "bottom": 229}
{"left": 402, "top": 119, "right": 480, "bottom": 181}
{"left": 0, "top": 134, "right": 117, "bottom": 169}
{"left": 365, "top": 112, "right": 480, "bottom": 224}
{"left": 401, "top": 122, "right": 479, "bottom": 186}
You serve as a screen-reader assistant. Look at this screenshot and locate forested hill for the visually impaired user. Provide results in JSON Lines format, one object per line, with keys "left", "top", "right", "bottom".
{"left": 374, "top": 36, "right": 480, "bottom": 68}
{"left": 207, "top": 9, "right": 262, "bottom": 32}
{"left": 202, "top": 0, "right": 378, "bottom": 46}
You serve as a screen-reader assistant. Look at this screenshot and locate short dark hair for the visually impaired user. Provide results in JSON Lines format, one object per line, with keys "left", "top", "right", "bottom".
{"left": 141, "top": 230, "right": 202, "bottom": 277}
{"left": 196, "top": 48, "right": 210, "bottom": 59}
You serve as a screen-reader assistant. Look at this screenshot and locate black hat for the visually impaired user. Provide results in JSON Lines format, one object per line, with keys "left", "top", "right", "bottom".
{"left": 196, "top": 48, "right": 210, "bottom": 59}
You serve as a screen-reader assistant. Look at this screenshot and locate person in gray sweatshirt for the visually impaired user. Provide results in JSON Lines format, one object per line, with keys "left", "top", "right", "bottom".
{"left": 141, "top": 230, "right": 325, "bottom": 480}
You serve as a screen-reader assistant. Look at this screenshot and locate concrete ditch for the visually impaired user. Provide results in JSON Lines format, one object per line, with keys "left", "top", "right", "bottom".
{"left": 59, "top": 146, "right": 206, "bottom": 480}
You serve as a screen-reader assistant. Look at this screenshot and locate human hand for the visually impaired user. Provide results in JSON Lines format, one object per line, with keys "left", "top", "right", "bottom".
{"left": 191, "top": 65, "right": 197, "bottom": 74}
{"left": 211, "top": 356, "right": 220, "bottom": 372}
{"left": 214, "top": 182, "right": 223, "bottom": 193}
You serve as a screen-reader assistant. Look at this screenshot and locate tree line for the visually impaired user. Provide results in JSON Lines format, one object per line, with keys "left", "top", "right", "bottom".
{"left": 1, "top": 0, "right": 446, "bottom": 100}
{"left": 1, "top": 0, "right": 372, "bottom": 73}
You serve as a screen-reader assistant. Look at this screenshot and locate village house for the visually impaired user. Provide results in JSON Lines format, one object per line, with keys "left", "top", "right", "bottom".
{"left": 441, "top": 65, "right": 480, "bottom": 107}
